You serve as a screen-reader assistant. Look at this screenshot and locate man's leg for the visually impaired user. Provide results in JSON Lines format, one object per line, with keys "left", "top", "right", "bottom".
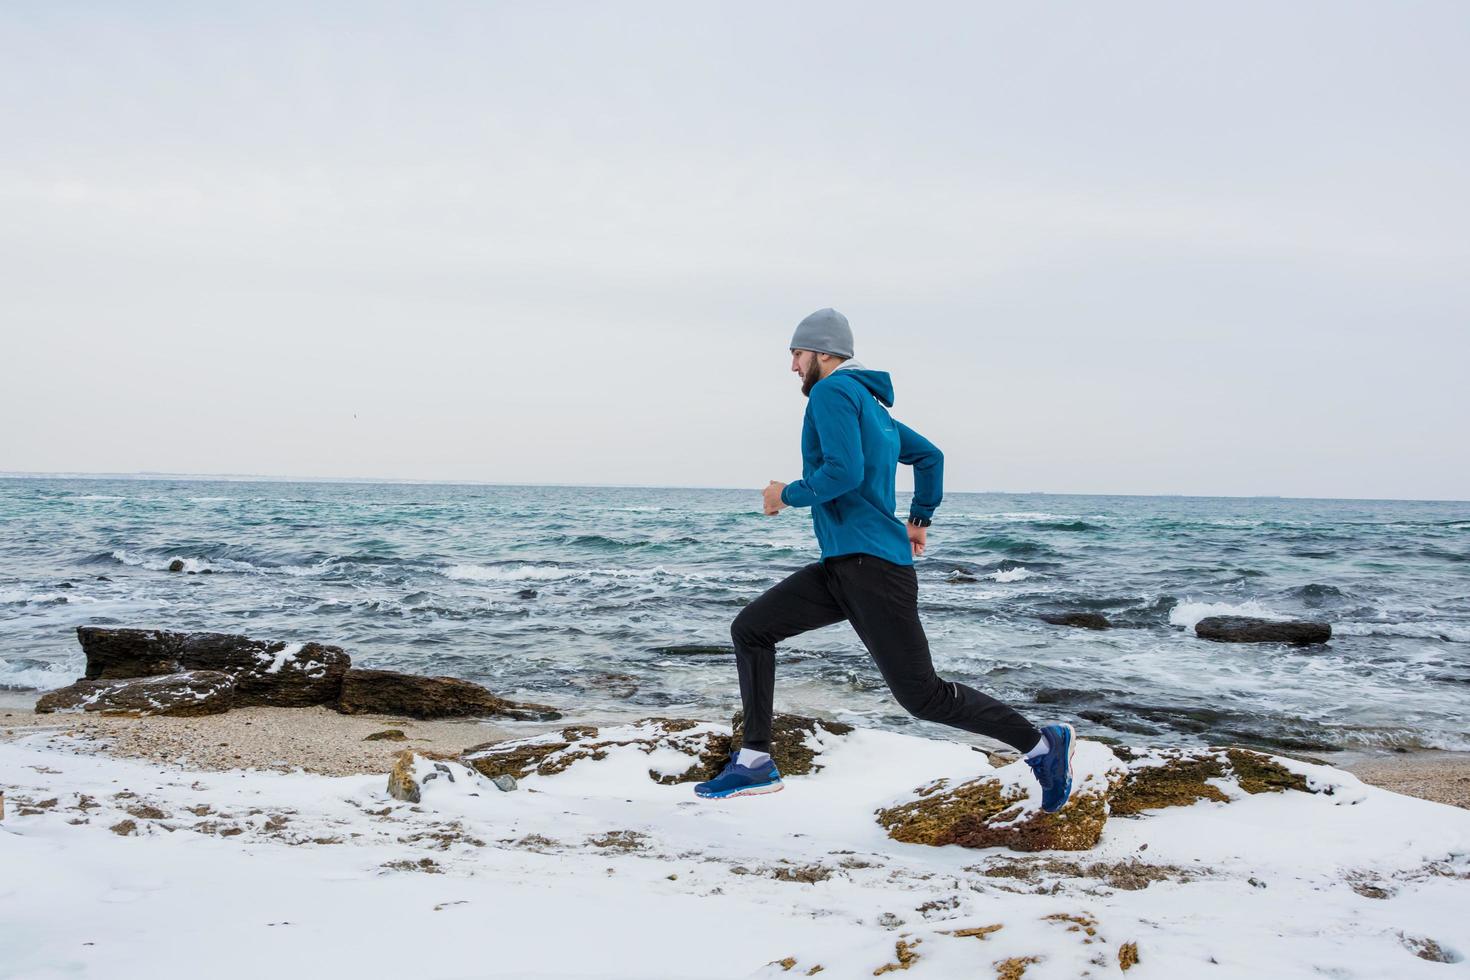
{"left": 730, "top": 563, "right": 847, "bottom": 753}
{"left": 827, "top": 555, "right": 1042, "bottom": 753}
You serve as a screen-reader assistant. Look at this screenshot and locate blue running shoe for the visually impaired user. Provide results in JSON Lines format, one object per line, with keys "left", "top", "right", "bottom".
{"left": 1026, "top": 723, "right": 1075, "bottom": 813}
{"left": 694, "top": 752, "right": 784, "bottom": 799}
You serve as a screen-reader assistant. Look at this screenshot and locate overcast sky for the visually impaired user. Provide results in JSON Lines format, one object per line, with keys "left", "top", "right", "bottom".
{"left": 2, "top": 2, "right": 1466, "bottom": 500}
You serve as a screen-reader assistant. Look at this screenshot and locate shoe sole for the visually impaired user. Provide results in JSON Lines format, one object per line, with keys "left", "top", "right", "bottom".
{"left": 696, "top": 781, "right": 784, "bottom": 800}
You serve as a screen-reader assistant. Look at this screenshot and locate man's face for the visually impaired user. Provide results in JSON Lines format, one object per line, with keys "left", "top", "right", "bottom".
{"left": 791, "top": 349, "right": 822, "bottom": 396}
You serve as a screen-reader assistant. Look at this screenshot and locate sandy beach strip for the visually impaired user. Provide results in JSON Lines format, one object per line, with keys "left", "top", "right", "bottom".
{"left": 0, "top": 691, "right": 570, "bottom": 777}
{"left": 3, "top": 689, "right": 1467, "bottom": 809}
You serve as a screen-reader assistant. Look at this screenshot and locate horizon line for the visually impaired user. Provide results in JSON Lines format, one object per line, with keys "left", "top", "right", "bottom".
{"left": 0, "top": 470, "right": 1465, "bottom": 505}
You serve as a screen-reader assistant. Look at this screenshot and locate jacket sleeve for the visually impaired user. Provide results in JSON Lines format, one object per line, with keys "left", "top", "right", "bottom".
{"left": 780, "top": 381, "right": 865, "bottom": 508}
{"left": 897, "top": 420, "right": 943, "bottom": 521}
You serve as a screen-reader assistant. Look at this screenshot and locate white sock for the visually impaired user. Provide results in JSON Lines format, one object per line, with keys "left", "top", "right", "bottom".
{"left": 737, "top": 747, "right": 771, "bottom": 768}
{"left": 1024, "top": 734, "right": 1050, "bottom": 760}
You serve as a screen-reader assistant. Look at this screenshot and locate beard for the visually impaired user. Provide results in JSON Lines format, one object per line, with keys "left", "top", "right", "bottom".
{"left": 800, "top": 358, "right": 823, "bottom": 396}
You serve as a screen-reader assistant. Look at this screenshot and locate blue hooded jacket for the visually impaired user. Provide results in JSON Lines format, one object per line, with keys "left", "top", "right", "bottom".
{"left": 779, "top": 364, "right": 943, "bottom": 566}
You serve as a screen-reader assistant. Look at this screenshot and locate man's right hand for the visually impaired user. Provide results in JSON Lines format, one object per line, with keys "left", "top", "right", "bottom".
{"left": 762, "top": 481, "right": 788, "bottom": 516}
{"left": 908, "top": 522, "right": 928, "bottom": 557}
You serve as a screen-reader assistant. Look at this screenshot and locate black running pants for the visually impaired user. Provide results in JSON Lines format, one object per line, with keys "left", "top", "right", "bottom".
{"left": 731, "top": 554, "right": 1041, "bottom": 754}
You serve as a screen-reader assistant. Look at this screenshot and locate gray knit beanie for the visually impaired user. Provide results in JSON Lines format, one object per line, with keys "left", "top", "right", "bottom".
{"left": 789, "top": 308, "right": 853, "bottom": 359}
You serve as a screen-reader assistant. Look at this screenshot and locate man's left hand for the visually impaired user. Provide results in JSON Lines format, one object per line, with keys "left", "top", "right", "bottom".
{"left": 763, "top": 481, "right": 787, "bottom": 516}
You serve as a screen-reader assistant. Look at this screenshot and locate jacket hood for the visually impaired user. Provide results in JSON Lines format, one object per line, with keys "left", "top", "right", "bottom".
{"left": 832, "top": 360, "right": 894, "bottom": 407}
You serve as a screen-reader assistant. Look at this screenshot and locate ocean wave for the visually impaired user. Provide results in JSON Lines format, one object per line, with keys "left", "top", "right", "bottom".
{"left": 989, "top": 567, "right": 1033, "bottom": 583}
{"left": 0, "top": 656, "right": 78, "bottom": 691}
{"left": 1333, "top": 621, "right": 1470, "bottom": 644}
{"left": 109, "top": 551, "right": 237, "bottom": 574}
{"left": 1027, "top": 520, "right": 1102, "bottom": 532}
{"left": 1168, "top": 599, "right": 1288, "bottom": 631}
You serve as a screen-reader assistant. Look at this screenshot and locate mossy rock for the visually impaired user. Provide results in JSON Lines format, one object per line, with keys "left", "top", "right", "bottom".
{"left": 1111, "top": 747, "right": 1311, "bottom": 816}
{"left": 459, "top": 713, "right": 854, "bottom": 785}
{"left": 730, "top": 710, "right": 854, "bottom": 778}
{"left": 1110, "top": 753, "right": 1230, "bottom": 816}
{"left": 876, "top": 776, "right": 1113, "bottom": 853}
{"left": 876, "top": 742, "right": 1315, "bottom": 854}
{"left": 1225, "top": 748, "right": 1310, "bottom": 795}
{"left": 462, "top": 719, "right": 726, "bottom": 784}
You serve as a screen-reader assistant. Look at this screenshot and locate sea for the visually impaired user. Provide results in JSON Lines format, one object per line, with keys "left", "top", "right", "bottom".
{"left": 2, "top": 477, "right": 1466, "bottom": 756}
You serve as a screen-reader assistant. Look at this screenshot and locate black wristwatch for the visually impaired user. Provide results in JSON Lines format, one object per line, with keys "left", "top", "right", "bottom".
{"left": 907, "top": 515, "right": 932, "bottom": 528}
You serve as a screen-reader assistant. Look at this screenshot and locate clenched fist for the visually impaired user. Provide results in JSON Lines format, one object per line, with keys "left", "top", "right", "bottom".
{"left": 763, "top": 481, "right": 788, "bottom": 516}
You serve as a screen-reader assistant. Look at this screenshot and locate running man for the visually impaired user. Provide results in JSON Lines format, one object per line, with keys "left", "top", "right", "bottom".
{"left": 695, "top": 309, "right": 1075, "bottom": 809}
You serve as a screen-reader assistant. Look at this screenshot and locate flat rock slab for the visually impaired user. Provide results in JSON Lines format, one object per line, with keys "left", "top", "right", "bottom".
{"left": 35, "top": 671, "right": 236, "bottom": 717}
{"left": 1195, "top": 616, "right": 1331, "bottom": 645}
{"left": 336, "top": 668, "right": 561, "bottom": 721}
{"left": 1040, "top": 613, "right": 1112, "bottom": 630}
{"left": 76, "top": 626, "right": 350, "bottom": 707}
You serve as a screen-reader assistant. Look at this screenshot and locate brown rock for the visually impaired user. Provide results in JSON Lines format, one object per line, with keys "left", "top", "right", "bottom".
{"left": 363, "top": 729, "right": 408, "bottom": 742}
{"left": 876, "top": 744, "right": 1316, "bottom": 854}
{"left": 175, "top": 633, "right": 349, "bottom": 707}
{"left": 387, "top": 750, "right": 421, "bottom": 803}
{"left": 731, "top": 711, "right": 855, "bottom": 778}
{"left": 876, "top": 774, "right": 1113, "bottom": 853}
{"left": 1119, "top": 942, "right": 1140, "bottom": 971}
{"left": 1195, "top": 616, "right": 1330, "bottom": 645}
{"left": 110, "top": 819, "right": 138, "bottom": 836}
{"left": 463, "top": 713, "right": 854, "bottom": 787}
{"left": 336, "top": 668, "right": 560, "bottom": 721}
{"left": 35, "top": 671, "right": 236, "bottom": 717}
{"left": 78, "top": 627, "right": 185, "bottom": 680}
{"left": 76, "top": 627, "right": 350, "bottom": 707}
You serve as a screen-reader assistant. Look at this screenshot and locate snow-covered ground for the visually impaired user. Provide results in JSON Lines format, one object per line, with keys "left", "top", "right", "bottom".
{"left": 2, "top": 725, "right": 1468, "bottom": 979}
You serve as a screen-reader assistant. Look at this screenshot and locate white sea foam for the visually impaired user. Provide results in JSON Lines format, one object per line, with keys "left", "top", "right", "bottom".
{"left": 0, "top": 656, "right": 79, "bottom": 691}
{"left": 445, "top": 564, "right": 580, "bottom": 582}
{"left": 989, "top": 567, "right": 1032, "bottom": 583}
{"left": 109, "top": 550, "right": 257, "bottom": 575}
{"left": 1169, "top": 599, "right": 1288, "bottom": 631}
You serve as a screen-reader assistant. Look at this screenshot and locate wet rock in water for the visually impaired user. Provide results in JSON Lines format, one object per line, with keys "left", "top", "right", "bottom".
{"left": 1194, "top": 616, "right": 1330, "bottom": 645}
{"left": 336, "top": 668, "right": 561, "bottom": 721}
{"left": 167, "top": 559, "right": 186, "bottom": 572}
{"left": 567, "top": 671, "right": 640, "bottom": 699}
{"left": 876, "top": 743, "right": 1316, "bottom": 853}
{"left": 649, "top": 644, "right": 734, "bottom": 657}
{"left": 387, "top": 751, "right": 421, "bottom": 803}
{"left": 517, "top": 588, "right": 538, "bottom": 600}
{"left": 35, "top": 671, "right": 236, "bottom": 718}
{"left": 1039, "top": 612, "right": 1111, "bottom": 630}
{"left": 363, "top": 729, "right": 408, "bottom": 742}
{"left": 76, "top": 626, "right": 350, "bottom": 707}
